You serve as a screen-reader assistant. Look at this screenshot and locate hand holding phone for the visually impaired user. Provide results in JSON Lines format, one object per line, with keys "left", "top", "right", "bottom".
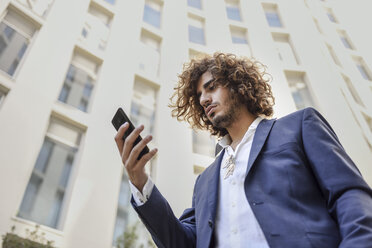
{"left": 113, "top": 107, "right": 157, "bottom": 192}
{"left": 112, "top": 107, "right": 149, "bottom": 160}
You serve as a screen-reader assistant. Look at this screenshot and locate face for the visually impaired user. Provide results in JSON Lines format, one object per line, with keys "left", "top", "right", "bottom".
{"left": 196, "top": 71, "right": 238, "bottom": 129}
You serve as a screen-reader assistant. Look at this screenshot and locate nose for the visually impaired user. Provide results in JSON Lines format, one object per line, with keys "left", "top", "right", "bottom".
{"left": 200, "top": 92, "right": 211, "bottom": 108}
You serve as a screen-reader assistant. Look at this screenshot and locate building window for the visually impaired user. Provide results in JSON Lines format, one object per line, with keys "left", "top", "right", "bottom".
{"left": 130, "top": 77, "right": 157, "bottom": 177}
{"left": 189, "top": 49, "right": 206, "bottom": 60}
{"left": 338, "top": 31, "right": 353, "bottom": 49}
{"left": 188, "top": 0, "right": 202, "bottom": 9}
{"left": 226, "top": 0, "right": 242, "bottom": 21}
{"left": 193, "top": 165, "right": 205, "bottom": 175}
{"left": 0, "top": 90, "right": 4, "bottom": 104}
{"left": 104, "top": 0, "right": 116, "bottom": 5}
{"left": 326, "top": 9, "right": 337, "bottom": 23}
{"left": 343, "top": 76, "right": 364, "bottom": 107}
{"left": 326, "top": 44, "right": 341, "bottom": 67}
{"left": 79, "top": 3, "right": 112, "bottom": 51}
{"left": 143, "top": 0, "right": 162, "bottom": 28}
{"left": 58, "top": 52, "right": 99, "bottom": 112}
{"left": 0, "top": 87, "right": 7, "bottom": 107}
{"left": 131, "top": 77, "right": 157, "bottom": 137}
{"left": 18, "top": 117, "right": 83, "bottom": 229}
{"left": 112, "top": 173, "right": 131, "bottom": 246}
{"left": 354, "top": 57, "right": 371, "bottom": 81}
{"left": 0, "top": 10, "right": 37, "bottom": 76}
{"left": 313, "top": 18, "right": 323, "bottom": 34}
{"left": 16, "top": 0, "right": 55, "bottom": 17}
{"left": 138, "top": 29, "right": 161, "bottom": 77}
{"left": 188, "top": 15, "right": 205, "bottom": 45}
{"left": 230, "top": 27, "right": 248, "bottom": 44}
{"left": 285, "top": 71, "right": 316, "bottom": 110}
{"left": 263, "top": 4, "right": 283, "bottom": 27}
{"left": 272, "top": 33, "right": 299, "bottom": 65}
{"left": 192, "top": 130, "right": 215, "bottom": 157}
{"left": 362, "top": 113, "right": 372, "bottom": 134}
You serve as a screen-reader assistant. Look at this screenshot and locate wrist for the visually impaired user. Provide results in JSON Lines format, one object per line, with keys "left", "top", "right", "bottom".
{"left": 130, "top": 174, "right": 148, "bottom": 193}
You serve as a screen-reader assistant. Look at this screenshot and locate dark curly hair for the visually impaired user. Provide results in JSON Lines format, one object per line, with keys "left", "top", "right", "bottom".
{"left": 170, "top": 52, "right": 275, "bottom": 137}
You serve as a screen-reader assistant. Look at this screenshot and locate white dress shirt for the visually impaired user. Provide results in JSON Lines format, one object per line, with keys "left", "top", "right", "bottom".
{"left": 215, "top": 117, "right": 269, "bottom": 248}
{"left": 129, "top": 176, "right": 154, "bottom": 206}
{"left": 130, "top": 117, "right": 269, "bottom": 247}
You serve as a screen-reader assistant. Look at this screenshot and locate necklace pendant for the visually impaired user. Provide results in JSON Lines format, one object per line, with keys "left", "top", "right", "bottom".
{"left": 224, "top": 162, "right": 235, "bottom": 179}
{"left": 223, "top": 155, "right": 235, "bottom": 180}
{"left": 223, "top": 155, "right": 234, "bottom": 169}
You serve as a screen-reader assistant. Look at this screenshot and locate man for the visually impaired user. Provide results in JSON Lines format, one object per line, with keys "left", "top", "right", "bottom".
{"left": 114, "top": 53, "right": 372, "bottom": 247}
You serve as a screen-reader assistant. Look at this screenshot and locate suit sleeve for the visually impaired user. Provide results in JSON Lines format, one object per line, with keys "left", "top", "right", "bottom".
{"left": 130, "top": 176, "right": 200, "bottom": 248}
{"left": 301, "top": 107, "right": 372, "bottom": 248}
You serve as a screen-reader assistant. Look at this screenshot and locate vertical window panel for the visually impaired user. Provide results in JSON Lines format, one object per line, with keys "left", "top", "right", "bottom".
{"left": 18, "top": 118, "right": 83, "bottom": 229}
{"left": 343, "top": 76, "right": 364, "bottom": 107}
{"left": 226, "top": 0, "right": 241, "bottom": 21}
{"left": 285, "top": 72, "right": 316, "bottom": 110}
{"left": 34, "top": 139, "right": 54, "bottom": 173}
{"left": 188, "top": 16, "right": 205, "bottom": 45}
{"left": 58, "top": 155, "right": 74, "bottom": 189}
{"left": 326, "top": 44, "right": 341, "bottom": 66}
{"left": 104, "top": 0, "right": 116, "bottom": 4}
{"left": 272, "top": 34, "right": 298, "bottom": 65}
{"left": 0, "top": 10, "right": 37, "bottom": 76}
{"left": 263, "top": 4, "right": 283, "bottom": 27}
{"left": 139, "top": 30, "right": 161, "bottom": 77}
{"left": 47, "top": 191, "right": 63, "bottom": 228}
{"left": 143, "top": 0, "right": 162, "bottom": 28}
{"left": 79, "top": 4, "right": 112, "bottom": 51}
{"left": 230, "top": 27, "right": 248, "bottom": 44}
{"left": 131, "top": 78, "right": 157, "bottom": 137}
{"left": 326, "top": 9, "right": 337, "bottom": 23}
{"left": 313, "top": 18, "right": 323, "bottom": 34}
{"left": 354, "top": 58, "right": 371, "bottom": 81}
{"left": 58, "top": 52, "right": 99, "bottom": 112}
{"left": 188, "top": 0, "right": 202, "bottom": 9}
{"left": 112, "top": 173, "right": 130, "bottom": 246}
{"left": 363, "top": 114, "right": 372, "bottom": 134}
{"left": 18, "top": 174, "right": 42, "bottom": 216}
{"left": 338, "top": 31, "right": 353, "bottom": 49}
{"left": 0, "top": 88, "right": 7, "bottom": 106}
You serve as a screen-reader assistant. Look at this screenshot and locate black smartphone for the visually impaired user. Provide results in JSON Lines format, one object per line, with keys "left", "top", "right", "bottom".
{"left": 112, "top": 107, "right": 150, "bottom": 160}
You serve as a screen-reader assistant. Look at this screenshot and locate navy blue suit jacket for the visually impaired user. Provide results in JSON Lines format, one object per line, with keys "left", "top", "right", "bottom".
{"left": 132, "top": 108, "right": 372, "bottom": 248}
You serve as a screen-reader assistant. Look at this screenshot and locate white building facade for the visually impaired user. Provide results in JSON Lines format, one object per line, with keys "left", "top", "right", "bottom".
{"left": 0, "top": 0, "right": 371, "bottom": 247}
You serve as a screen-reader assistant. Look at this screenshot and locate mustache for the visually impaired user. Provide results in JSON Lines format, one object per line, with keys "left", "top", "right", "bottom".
{"left": 204, "top": 102, "right": 219, "bottom": 108}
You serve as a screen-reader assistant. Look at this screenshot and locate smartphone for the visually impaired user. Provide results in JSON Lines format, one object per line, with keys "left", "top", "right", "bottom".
{"left": 112, "top": 107, "right": 150, "bottom": 160}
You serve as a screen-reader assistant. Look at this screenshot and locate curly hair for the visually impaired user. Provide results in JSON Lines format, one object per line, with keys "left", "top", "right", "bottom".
{"left": 169, "top": 52, "right": 275, "bottom": 137}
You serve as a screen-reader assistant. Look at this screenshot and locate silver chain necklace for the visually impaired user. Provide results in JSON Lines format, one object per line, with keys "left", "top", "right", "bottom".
{"left": 223, "top": 153, "right": 235, "bottom": 179}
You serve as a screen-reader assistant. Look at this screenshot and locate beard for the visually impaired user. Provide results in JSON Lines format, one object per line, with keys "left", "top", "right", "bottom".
{"left": 210, "top": 99, "right": 238, "bottom": 129}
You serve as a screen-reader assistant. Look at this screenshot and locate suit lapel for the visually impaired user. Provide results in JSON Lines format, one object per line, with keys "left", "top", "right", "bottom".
{"left": 246, "top": 118, "right": 276, "bottom": 176}
{"left": 197, "top": 150, "right": 224, "bottom": 248}
{"left": 207, "top": 149, "right": 224, "bottom": 222}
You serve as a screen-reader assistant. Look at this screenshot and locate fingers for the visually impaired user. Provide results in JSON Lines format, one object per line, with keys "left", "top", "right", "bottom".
{"left": 114, "top": 122, "right": 129, "bottom": 153}
{"left": 122, "top": 125, "right": 144, "bottom": 164}
{"left": 115, "top": 123, "right": 157, "bottom": 179}
{"left": 126, "top": 134, "right": 153, "bottom": 169}
{"left": 135, "top": 148, "right": 158, "bottom": 171}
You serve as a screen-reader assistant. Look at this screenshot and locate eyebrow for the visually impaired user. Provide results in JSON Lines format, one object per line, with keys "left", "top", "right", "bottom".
{"left": 196, "top": 78, "right": 215, "bottom": 98}
{"left": 203, "top": 79, "right": 215, "bottom": 90}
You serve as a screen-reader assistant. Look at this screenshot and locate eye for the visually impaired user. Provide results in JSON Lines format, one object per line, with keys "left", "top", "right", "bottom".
{"left": 208, "top": 83, "right": 216, "bottom": 91}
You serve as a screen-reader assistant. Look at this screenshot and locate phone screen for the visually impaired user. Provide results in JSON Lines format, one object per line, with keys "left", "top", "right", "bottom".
{"left": 112, "top": 108, "right": 150, "bottom": 160}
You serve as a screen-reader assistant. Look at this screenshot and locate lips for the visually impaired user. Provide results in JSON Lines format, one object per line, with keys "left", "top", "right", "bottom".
{"left": 205, "top": 104, "right": 217, "bottom": 117}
